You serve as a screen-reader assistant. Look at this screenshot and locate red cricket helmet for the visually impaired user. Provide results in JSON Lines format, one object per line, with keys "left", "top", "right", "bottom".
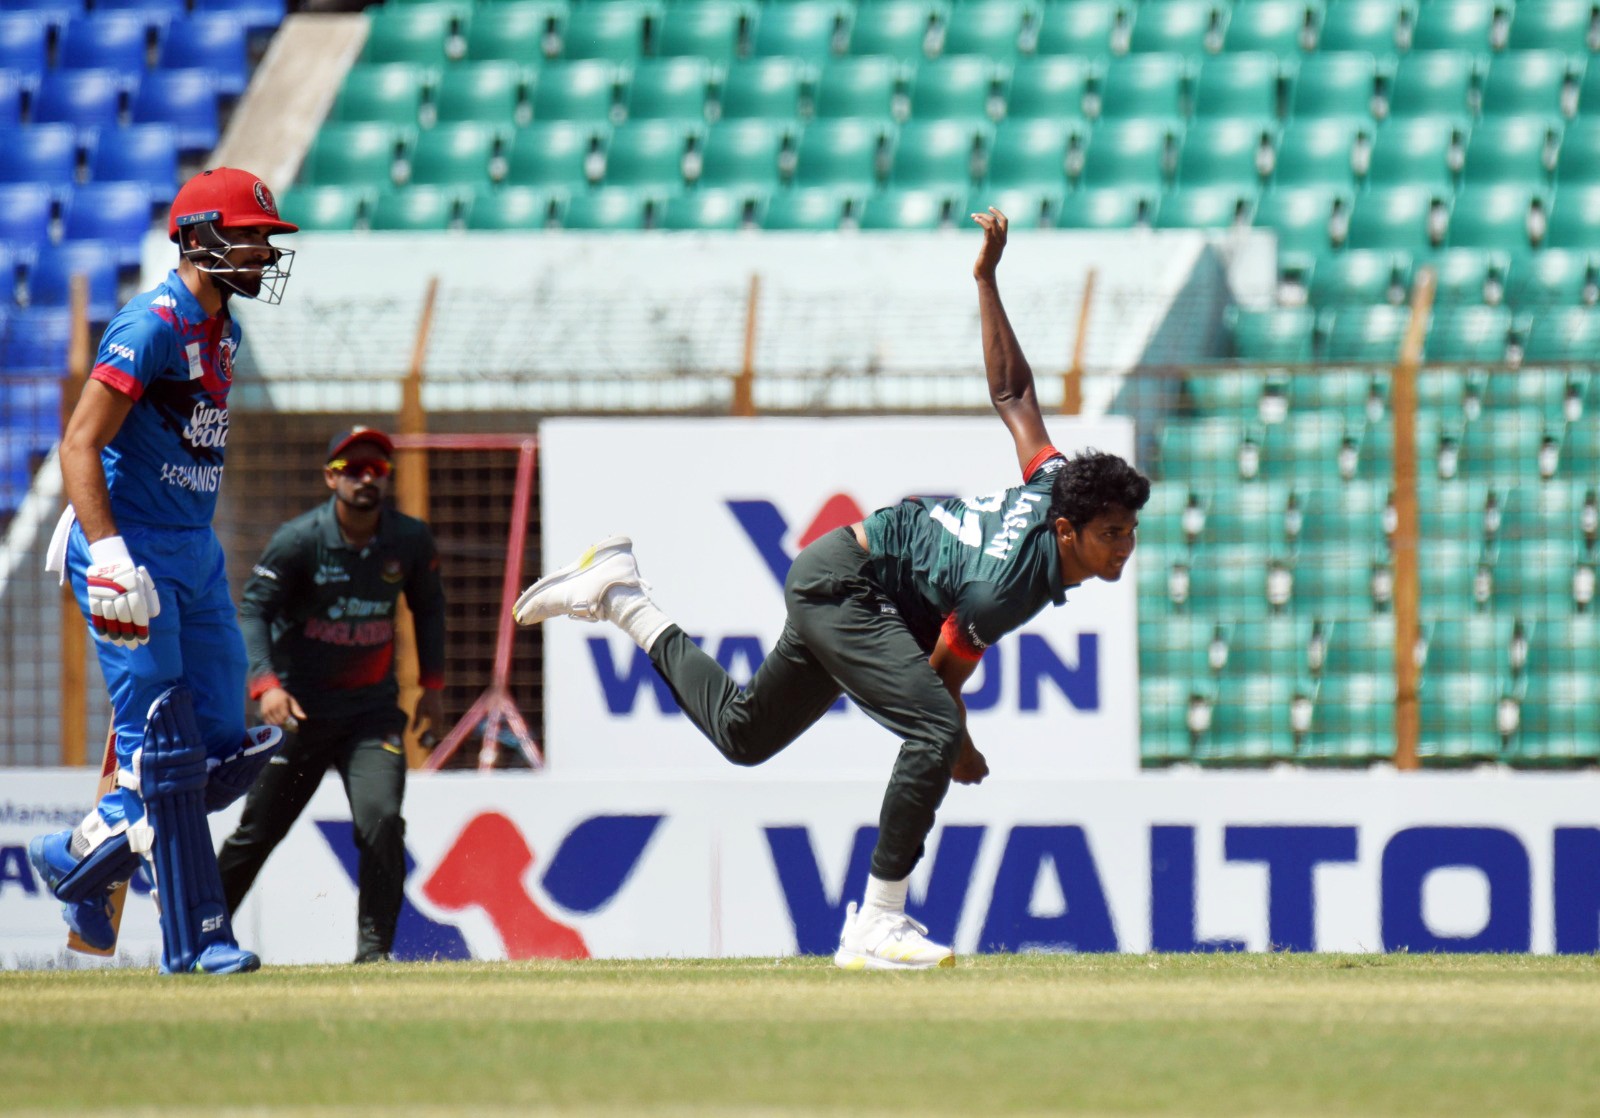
{"left": 167, "top": 167, "right": 298, "bottom": 242}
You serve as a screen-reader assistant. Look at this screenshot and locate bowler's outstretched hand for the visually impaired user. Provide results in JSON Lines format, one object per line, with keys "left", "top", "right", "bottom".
{"left": 971, "top": 207, "right": 1008, "bottom": 282}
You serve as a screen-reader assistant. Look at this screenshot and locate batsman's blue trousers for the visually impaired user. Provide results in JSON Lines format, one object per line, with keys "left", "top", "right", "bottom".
{"left": 67, "top": 521, "right": 247, "bottom": 830}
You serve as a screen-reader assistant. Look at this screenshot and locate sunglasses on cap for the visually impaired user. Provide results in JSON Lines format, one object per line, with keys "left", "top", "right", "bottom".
{"left": 327, "top": 458, "right": 393, "bottom": 479}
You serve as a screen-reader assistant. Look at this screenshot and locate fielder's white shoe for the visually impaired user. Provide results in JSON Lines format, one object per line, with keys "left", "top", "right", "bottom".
{"left": 512, "top": 535, "right": 642, "bottom": 626}
{"left": 833, "top": 901, "right": 955, "bottom": 970}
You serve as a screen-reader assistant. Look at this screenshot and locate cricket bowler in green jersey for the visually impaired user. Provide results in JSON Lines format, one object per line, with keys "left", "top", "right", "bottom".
{"left": 514, "top": 210, "right": 1150, "bottom": 969}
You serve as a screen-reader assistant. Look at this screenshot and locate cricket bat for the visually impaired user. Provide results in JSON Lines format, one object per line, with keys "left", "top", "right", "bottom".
{"left": 67, "top": 723, "right": 124, "bottom": 957}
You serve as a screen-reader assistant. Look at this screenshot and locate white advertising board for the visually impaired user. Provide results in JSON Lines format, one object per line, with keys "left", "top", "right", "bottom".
{"left": 540, "top": 416, "right": 1140, "bottom": 779}
{"left": 7, "top": 771, "right": 1600, "bottom": 967}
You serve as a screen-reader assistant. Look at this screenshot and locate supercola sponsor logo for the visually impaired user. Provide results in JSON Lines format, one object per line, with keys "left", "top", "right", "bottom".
{"left": 182, "top": 400, "right": 229, "bottom": 449}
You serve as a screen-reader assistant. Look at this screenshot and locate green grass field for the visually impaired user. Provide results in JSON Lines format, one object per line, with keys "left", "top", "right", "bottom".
{"left": 4, "top": 954, "right": 1598, "bottom": 1117}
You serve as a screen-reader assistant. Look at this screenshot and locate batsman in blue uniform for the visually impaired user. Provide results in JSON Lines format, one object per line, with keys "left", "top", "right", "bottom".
{"left": 28, "top": 167, "right": 298, "bottom": 974}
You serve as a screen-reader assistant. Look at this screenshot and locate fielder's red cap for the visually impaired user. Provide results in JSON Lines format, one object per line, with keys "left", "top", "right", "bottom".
{"left": 326, "top": 426, "right": 395, "bottom": 463}
{"left": 167, "top": 167, "right": 299, "bottom": 242}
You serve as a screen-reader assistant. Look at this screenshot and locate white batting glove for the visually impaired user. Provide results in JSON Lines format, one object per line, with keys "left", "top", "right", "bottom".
{"left": 86, "top": 536, "right": 162, "bottom": 648}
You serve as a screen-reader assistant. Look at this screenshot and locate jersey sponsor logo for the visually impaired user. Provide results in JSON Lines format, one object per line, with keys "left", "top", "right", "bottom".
{"left": 305, "top": 616, "right": 394, "bottom": 647}
{"left": 314, "top": 812, "right": 661, "bottom": 960}
{"left": 313, "top": 562, "right": 350, "bottom": 586}
{"left": 328, "top": 596, "right": 393, "bottom": 620}
{"left": 106, "top": 342, "right": 136, "bottom": 364}
{"left": 181, "top": 400, "right": 228, "bottom": 448}
{"left": 185, "top": 342, "right": 204, "bottom": 380}
{"left": 159, "top": 461, "right": 223, "bottom": 492}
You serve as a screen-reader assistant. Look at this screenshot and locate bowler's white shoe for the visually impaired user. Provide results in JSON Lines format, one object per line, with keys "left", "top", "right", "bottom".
{"left": 512, "top": 536, "right": 641, "bottom": 626}
{"left": 833, "top": 901, "right": 955, "bottom": 970}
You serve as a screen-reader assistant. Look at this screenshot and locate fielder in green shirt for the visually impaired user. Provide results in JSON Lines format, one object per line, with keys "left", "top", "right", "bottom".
{"left": 514, "top": 210, "right": 1150, "bottom": 970}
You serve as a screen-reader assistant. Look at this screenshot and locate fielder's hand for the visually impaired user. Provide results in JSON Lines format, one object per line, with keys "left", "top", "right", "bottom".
{"left": 85, "top": 536, "right": 161, "bottom": 648}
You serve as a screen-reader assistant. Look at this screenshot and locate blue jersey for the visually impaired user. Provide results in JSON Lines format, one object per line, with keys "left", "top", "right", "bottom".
{"left": 89, "top": 270, "right": 239, "bottom": 530}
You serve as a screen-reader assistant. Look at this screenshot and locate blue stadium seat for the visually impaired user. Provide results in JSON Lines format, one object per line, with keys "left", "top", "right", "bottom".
{"left": 91, "top": 0, "right": 185, "bottom": 24}
{"left": 157, "top": 13, "right": 250, "bottom": 98}
{"left": 89, "top": 123, "right": 179, "bottom": 204}
{"left": 0, "top": 12, "right": 48, "bottom": 74}
{"left": 33, "top": 69, "right": 127, "bottom": 132}
{"left": 0, "top": 182, "right": 53, "bottom": 258}
{"left": 61, "top": 182, "right": 154, "bottom": 267}
{"left": 0, "top": 306, "right": 73, "bottom": 375}
{"left": 130, "top": 69, "right": 219, "bottom": 153}
{"left": 1, "top": 0, "right": 84, "bottom": 36}
{"left": 191, "top": 0, "right": 285, "bottom": 37}
{"left": 26, "top": 241, "right": 121, "bottom": 318}
{"left": 58, "top": 14, "right": 148, "bottom": 71}
{"left": 0, "top": 126, "right": 78, "bottom": 196}
{"left": 0, "top": 69, "right": 23, "bottom": 128}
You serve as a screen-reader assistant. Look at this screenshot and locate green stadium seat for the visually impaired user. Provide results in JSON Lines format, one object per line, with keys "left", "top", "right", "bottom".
{"left": 812, "top": 56, "right": 903, "bottom": 119}
{"left": 1500, "top": 479, "right": 1597, "bottom": 547}
{"left": 1032, "top": 0, "right": 1123, "bottom": 59}
{"left": 656, "top": 0, "right": 747, "bottom": 64}
{"left": 1560, "top": 415, "right": 1600, "bottom": 476}
{"left": 1458, "top": 410, "right": 1556, "bottom": 485}
{"left": 697, "top": 119, "right": 787, "bottom": 189}
{"left": 1480, "top": 368, "right": 1587, "bottom": 420}
{"left": 965, "top": 186, "right": 1063, "bottom": 228}
{"left": 752, "top": 2, "right": 847, "bottom": 63}
{"left": 1415, "top": 534, "right": 1491, "bottom": 613}
{"left": 531, "top": 60, "right": 620, "bottom": 122}
{"left": 1129, "top": 0, "right": 1227, "bottom": 54}
{"left": 1154, "top": 186, "right": 1252, "bottom": 228}
{"left": 717, "top": 58, "right": 809, "bottom": 123}
{"left": 276, "top": 184, "right": 370, "bottom": 231}
{"left": 1295, "top": 548, "right": 1386, "bottom": 616}
{"left": 1176, "top": 118, "right": 1273, "bottom": 187}
{"left": 1446, "top": 185, "right": 1541, "bottom": 252}
{"left": 1522, "top": 305, "right": 1600, "bottom": 360}
{"left": 1001, "top": 56, "right": 1093, "bottom": 120}
{"left": 1273, "top": 119, "right": 1363, "bottom": 189}
{"left": 1308, "top": 248, "right": 1403, "bottom": 306}
{"left": 1198, "top": 675, "right": 1300, "bottom": 765}
{"left": 1508, "top": 0, "right": 1597, "bottom": 52}
{"left": 907, "top": 56, "right": 997, "bottom": 122}
{"left": 1427, "top": 246, "right": 1508, "bottom": 306}
{"left": 1186, "top": 545, "right": 1277, "bottom": 619}
{"left": 1494, "top": 538, "right": 1591, "bottom": 616}
{"left": 940, "top": 0, "right": 1030, "bottom": 59}
{"left": 1141, "top": 616, "right": 1221, "bottom": 681}
{"left": 330, "top": 63, "right": 432, "bottom": 127}
{"left": 1418, "top": 672, "right": 1506, "bottom": 765}
{"left": 1287, "top": 51, "right": 1379, "bottom": 121}
{"left": 984, "top": 118, "right": 1075, "bottom": 190}
{"left": 1197, "top": 478, "right": 1294, "bottom": 548}
{"left": 1346, "top": 186, "right": 1442, "bottom": 253}
{"left": 1096, "top": 53, "right": 1188, "bottom": 119}
{"left": 435, "top": 61, "right": 527, "bottom": 128}
{"left": 889, "top": 119, "right": 982, "bottom": 189}
{"left": 1255, "top": 187, "right": 1347, "bottom": 275}
{"left": 1556, "top": 119, "right": 1600, "bottom": 183}
{"left": 1315, "top": 0, "right": 1411, "bottom": 55}
{"left": 465, "top": 1, "right": 563, "bottom": 64}
{"left": 1420, "top": 615, "right": 1518, "bottom": 677}
{"left": 505, "top": 120, "right": 602, "bottom": 188}
{"left": 1385, "top": 53, "right": 1478, "bottom": 119}
{"left": 1228, "top": 304, "right": 1317, "bottom": 361}
{"left": 1323, "top": 302, "right": 1411, "bottom": 359}
{"left": 558, "top": 185, "right": 654, "bottom": 228}
{"left": 1053, "top": 186, "right": 1151, "bottom": 227}
{"left": 1288, "top": 368, "right": 1385, "bottom": 417}
{"left": 793, "top": 119, "right": 886, "bottom": 189}
{"left": 1319, "top": 615, "right": 1395, "bottom": 675}
{"left": 1507, "top": 248, "right": 1595, "bottom": 307}
{"left": 1427, "top": 304, "right": 1513, "bottom": 362}
{"left": 369, "top": 185, "right": 461, "bottom": 230}
{"left": 1481, "top": 52, "right": 1579, "bottom": 120}
{"left": 659, "top": 187, "right": 752, "bottom": 229}
{"left": 363, "top": 3, "right": 469, "bottom": 65}
{"left": 1302, "top": 672, "right": 1394, "bottom": 764}
{"left": 1509, "top": 672, "right": 1600, "bottom": 767}
{"left": 760, "top": 186, "right": 851, "bottom": 229}
{"left": 1416, "top": 477, "right": 1493, "bottom": 547}
{"left": 625, "top": 57, "right": 715, "bottom": 122}
{"left": 1222, "top": 0, "right": 1316, "bottom": 55}
{"left": 1262, "top": 412, "right": 1357, "bottom": 482}
{"left": 1410, "top": 0, "right": 1505, "bottom": 53}
{"left": 1159, "top": 416, "right": 1251, "bottom": 475}
{"left": 561, "top": 1, "right": 651, "bottom": 61}
{"left": 1461, "top": 117, "right": 1559, "bottom": 187}
{"left": 1138, "top": 481, "right": 1203, "bottom": 547}
{"left": 1221, "top": 615, "right": 1317, "bottom": 678}
{"left": 1366, "top": 117, "right": 1467, "bottom": 190}
{"left": 602, "top": 120, "right": 695, "bottom": 188}
{"left": 1524, "top": 614, "right": 1600, "bottom": 675}
{"left": 845, "top": 0, "right": 939, "bottom": 61}
{"left": 408, "top": 122, "right": 502, "bottom": 186}
{"left": 1140, "top": 674, "right": 1199, "bottom": 765}
{"left": 1192, "top": 52, "right": 1281, "bottom": 119}
{"left": 298, "top": 122, "right": 409, "bottom": 187}
{"left": 857, "top": 187, "right": 951, "bottom": 229}
{"left": 1545, "top": 185, "right": 1600, "bottom": 248}
{"left": 465, "top": 184, "right": 557, "bottom": 228}
{"left": 1080, "top": 118, "right": 1173, "bottom": 189}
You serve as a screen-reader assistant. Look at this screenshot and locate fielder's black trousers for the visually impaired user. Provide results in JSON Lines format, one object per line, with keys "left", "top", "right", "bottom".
{"left": 649, "top": 527, "right": 964, "bottom": 882}
{"left": 217, "top": 708, "right": 409, "bottom": 960}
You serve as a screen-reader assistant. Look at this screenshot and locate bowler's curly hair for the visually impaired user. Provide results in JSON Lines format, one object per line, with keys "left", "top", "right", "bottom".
{"left": 1046, "top": 449, "right": 1150, "bottom": 530}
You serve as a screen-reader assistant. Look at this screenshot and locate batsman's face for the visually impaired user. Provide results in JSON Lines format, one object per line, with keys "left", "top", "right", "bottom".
{"left": 214, "top": 224, "right": 279, "bottom": 297}
{"left": 325, "top": 455, "right": 392, "bottom": 510}
{"left": 1058, "top": 506, "right": 1138, "bottom": 583}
